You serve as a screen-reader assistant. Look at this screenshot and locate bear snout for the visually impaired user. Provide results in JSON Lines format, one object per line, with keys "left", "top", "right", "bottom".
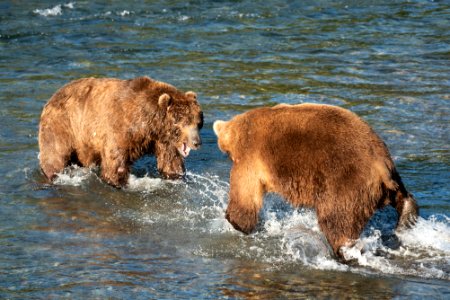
{"left": 187, "top": 127, "right": 202, "bottom": 149}
{"left": 191, "top": 135, "right": 202, "bottom": 148}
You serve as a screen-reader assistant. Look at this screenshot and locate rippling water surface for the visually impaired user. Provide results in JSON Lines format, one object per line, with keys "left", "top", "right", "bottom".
{"left": 1, "top": 1, "right": 449, "bottom": 298}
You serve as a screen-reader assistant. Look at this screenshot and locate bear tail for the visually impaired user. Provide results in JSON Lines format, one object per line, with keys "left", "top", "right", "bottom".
{"left": 396, "top": 192, "right": 419, "bottom": 231}
{"left": 386, "top": 168, "right": 419, "bottom": 232}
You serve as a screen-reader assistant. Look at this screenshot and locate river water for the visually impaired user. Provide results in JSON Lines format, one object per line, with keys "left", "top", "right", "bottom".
{"left": 1, "top": 1, "right": 449, "bottom": 299}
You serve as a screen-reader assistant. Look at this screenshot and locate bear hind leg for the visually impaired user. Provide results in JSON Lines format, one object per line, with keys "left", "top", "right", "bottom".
{"left": 316, "top": 198, "right": 373, "bottom": 258}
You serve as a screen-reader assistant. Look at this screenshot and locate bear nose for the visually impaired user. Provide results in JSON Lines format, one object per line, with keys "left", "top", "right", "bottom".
{"left": 193, "top": 136, "right": 202, "bottom": 148}
{"left": 193, "top": 137, "right": 202, "bottom": 147}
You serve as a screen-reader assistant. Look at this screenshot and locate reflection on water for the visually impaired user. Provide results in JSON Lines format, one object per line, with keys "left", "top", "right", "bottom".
{"left": 1, "top": 0, "right": 449, "bottom": 298}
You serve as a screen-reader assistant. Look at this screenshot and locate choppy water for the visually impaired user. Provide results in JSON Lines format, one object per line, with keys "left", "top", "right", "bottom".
{"left": 1, "top": 1, "right": 449, "bottom": 298}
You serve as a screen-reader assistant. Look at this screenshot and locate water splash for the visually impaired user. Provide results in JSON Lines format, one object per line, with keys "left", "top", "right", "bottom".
{"left": 49, "top": 168, "right": 450, "bottom": 279}
{"left": 33, "top": 3, "right": 74, "bottom": 17}
{"left": 398, "top": 215, "right": 450, "bottom": 253}
{"left": 126, "top": 174, "right": 166, "bottom": 192}
{"left": 53, "top": 165, "right": 93, "bottom": 186}
{"left": 179, "top": 173, "right": 449, "bottom": 279}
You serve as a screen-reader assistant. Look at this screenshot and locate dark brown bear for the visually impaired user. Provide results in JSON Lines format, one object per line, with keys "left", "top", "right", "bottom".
{"left": 213, "top": 103, "right": 418, "bottom": 258}
{"left": 39, "top": 76, "right": 203, "bottom": 187}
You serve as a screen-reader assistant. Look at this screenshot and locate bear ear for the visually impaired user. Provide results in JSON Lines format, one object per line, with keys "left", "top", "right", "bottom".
{"left": 158, "top": 93, "right": 172, "bottom": 110}
{"left": 213, "top": 120, "right": 226, "bottom": 137}
{"left": 185, "top": 91, "right": 197, "bottom": 100}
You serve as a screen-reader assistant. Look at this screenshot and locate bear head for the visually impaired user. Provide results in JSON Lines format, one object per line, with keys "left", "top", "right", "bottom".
{"left": 213, "top": 116, "right": 245, "bottom": 163}
{"left": 129, "top": 76, "right": 203, "bottom": 158}
{"left": 159, "top": 90, "right": 203, "bottom": 157}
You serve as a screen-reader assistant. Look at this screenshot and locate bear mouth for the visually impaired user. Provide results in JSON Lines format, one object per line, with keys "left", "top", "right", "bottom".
{"left": 179, "top": 143, "right": 191, "bottom": 158}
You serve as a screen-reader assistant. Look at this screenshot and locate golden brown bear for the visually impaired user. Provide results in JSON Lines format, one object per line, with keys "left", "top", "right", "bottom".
{"left": 39, "top": 76, "right": 203, "bottom": 187}
{"left": 213, "top": 103, "right": 418, "bottom": 257}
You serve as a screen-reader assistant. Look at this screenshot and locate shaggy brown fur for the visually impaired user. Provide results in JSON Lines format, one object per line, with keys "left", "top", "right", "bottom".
{"left": 39, "top": 76, "right": 203, "bottom": 187}
{"left": 213, "top": 103, "right": 418, "bottom": 257}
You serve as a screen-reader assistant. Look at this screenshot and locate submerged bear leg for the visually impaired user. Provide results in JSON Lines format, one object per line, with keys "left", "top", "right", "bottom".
{"left": 100, "top": 149, "right": 128, "bottom": 187}
{"left": 316, "top": 197, "right": 374, "bottom": 257}
{"left": 38, "top": 125, "right": 73, "bottom": 181}
{"left": 40, "top": 154, "right": 69, "bottom": 181}
{"left": 100, "top": 162, "right": 128, "bottom": 187}
{"left": 226, "top": 164, "right": 264, "bottom": 234}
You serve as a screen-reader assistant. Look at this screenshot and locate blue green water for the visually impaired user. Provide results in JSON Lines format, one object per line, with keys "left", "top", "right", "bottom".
{"left": 1, "top": 1, "right": 449, "bottom": 298}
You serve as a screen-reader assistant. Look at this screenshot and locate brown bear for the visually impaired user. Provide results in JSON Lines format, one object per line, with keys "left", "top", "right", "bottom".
{"left": 213, "top": 103, "right": 418, "bottom": 258}
{"left": 39, "top": 76, "right": 203, "bottom": 187}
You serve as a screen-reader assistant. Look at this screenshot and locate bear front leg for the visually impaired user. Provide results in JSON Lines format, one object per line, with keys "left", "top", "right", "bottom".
{"left": 226, "top": 163, "right": 264, "bottom": 234}
{"left": 155, "top": 142, "right": 185, "bottom": 179}
{"left": 39, "top": 123, "right": 73, "bottom": 181}
{"left": 100, "top": 148, "right": 129, "bottom": 187}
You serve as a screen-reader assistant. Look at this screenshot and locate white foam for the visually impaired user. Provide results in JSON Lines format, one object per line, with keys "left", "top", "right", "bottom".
{"left": 65, "top": 2, "right": 75, "bottom": 9}
{"left": 263, "top": 207, "right": 322, "bottom": 236}
{"left": 53, "top": 167, "right": 178, "bottom": 191}
{"left": 117, "top": 10, "right": 131, "bottom": 17}
{"left": 398, "top": 215, "right": 450, "bottom": 253}
{"left": 334, "top": 216, "right": 450, "bottom": 279}
{"left": 178, "top": 15, "right": 190, "bottom": 22}
{"left": 53, "top": 165, "right": 92, "bottom": 186}
{"left": 34, "top": 5, "right": 62, "bottom": 17}
{"left": 126, "top": 174, "right": 166, "bottom": 192}
{"left": 33, "top": 3, "right": 75, "bottom": 17}
{"left": 340, "top": 232, "right": 393, "bottom": 268}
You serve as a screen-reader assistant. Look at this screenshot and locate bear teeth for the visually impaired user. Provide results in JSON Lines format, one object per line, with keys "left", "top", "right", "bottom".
{"left": 180, "top": 143, "right": 191, "bottom": 157}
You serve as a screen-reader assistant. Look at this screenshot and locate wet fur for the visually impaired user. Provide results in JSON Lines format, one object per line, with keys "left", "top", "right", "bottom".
{"left": 39, "top": 76, "right": 202, "bottom": 187}
{"left": 215, "top": 103, "right": 419, "bottom": 257}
